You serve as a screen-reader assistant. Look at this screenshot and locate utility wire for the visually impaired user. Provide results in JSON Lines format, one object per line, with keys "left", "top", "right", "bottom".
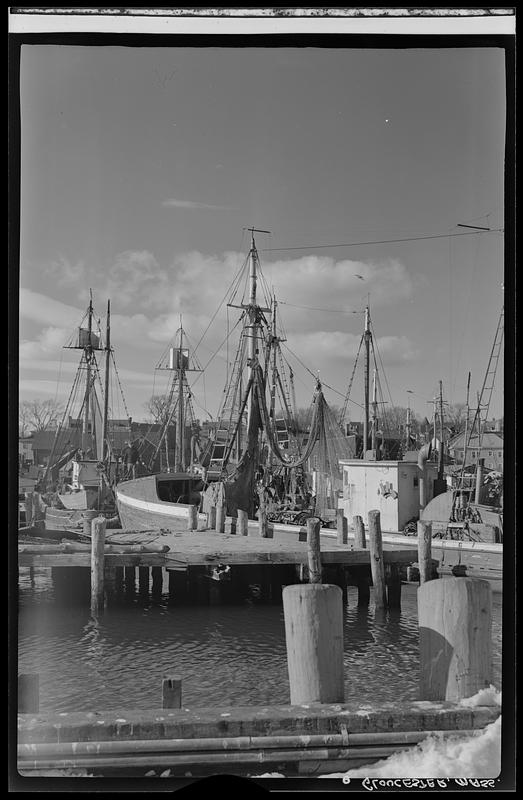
{"left": 261, "top": 228, "right": 503, "bottom": 253}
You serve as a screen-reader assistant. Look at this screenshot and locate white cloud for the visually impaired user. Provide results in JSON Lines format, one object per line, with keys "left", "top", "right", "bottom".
{"left": 19, "top": 289, "right": 84, "bottom": 328}
{"left": 287, "top": 330, "right": 419, "bottom": 372}
{"left": 162, "top": 198, "right": 237, "bottom": 210}
{"left": 19, "top": 327, "right": 76, "bottom": 360}
{"left": 43, "top": 255, "right": 86, "bottom": 287}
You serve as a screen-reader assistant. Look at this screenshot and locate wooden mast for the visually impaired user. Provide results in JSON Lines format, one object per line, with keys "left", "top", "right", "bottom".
{"left": 102, "top": 299, "right": 111, "bottom": 463}
{"left": 82, "top": 292, "right": 94, "bottom": 454}
{"left": 175, "top": 321, "right": 185, "bottom": 472}
{"left": 362, "top": 305, "right": 371, "bottom": 458}
{"left": 245, "top": 227, "right": 270, "bottom": 433}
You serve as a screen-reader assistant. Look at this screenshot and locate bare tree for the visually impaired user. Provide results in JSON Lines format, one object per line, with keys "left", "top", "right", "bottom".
{"left": 20, "top": 398, "right": 64, "bottom": 433}
{"left": 19, "top": 403, "right": 32, "bottom": 437}
{"left": 445, "top": 402, "right": 468, "bottom": 436}
{"left": 143, "top": 394, "right": 172, "bottom": 426}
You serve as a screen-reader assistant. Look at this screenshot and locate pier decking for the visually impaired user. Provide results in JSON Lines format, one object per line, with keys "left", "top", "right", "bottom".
{"left": 19, "top": 528, "right": 419, "bottom": 570}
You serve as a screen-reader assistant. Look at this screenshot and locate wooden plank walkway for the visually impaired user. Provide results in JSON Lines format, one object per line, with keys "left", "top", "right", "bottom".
{"left": 19, "top": 528, "right": 418, "bottom": 569}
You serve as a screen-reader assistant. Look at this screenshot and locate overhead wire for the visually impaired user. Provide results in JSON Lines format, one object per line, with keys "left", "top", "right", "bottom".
{"left": 260, "top": 228, "right": 503, "bottom": 253}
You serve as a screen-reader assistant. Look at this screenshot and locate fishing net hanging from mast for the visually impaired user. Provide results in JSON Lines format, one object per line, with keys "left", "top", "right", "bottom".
{"left": 253, "top": 365, "right": 354, "bottom": 518}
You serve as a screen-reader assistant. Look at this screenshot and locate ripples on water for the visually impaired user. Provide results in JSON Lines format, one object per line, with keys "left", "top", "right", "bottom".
{"left": 17, "top": 570, "right": 502, "bottom": 714}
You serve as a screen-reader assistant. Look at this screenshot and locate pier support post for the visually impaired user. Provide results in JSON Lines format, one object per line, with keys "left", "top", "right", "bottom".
{"left": 90, "top": 516, "right": 106, "bottom": 616}
{"left": 336, "top": 509, "right": 348, "bottom": 545}
{"left": 124, "top": 567, "right": 136, "bottom": 592}
{"left": 353, "top": 515, "right": 366, "bottom": 549}
{"left": 168, "top": 569, "right": 188, "bottom": 603}
{"left": 258, "top": 509, "right": 268, "bottom": 538}
{"left": 208, "top": 506, "right": 217, "bottom": 531}
{"left": 356, "top": 569, "right": 371, "bottom": 606}
{"left": 162, "top": 675, "right": 182, "bottom": 709}
{"left": 306, "top": 517, "right": 322, "bottom": 584}
{"left": 151, "top": 566, "right": 163, "bottom": 596}
{"left": 215, "top": 503, "right": 225, "bottom": 534}
{"left": 283, "top": 584, "right": 344, "bottom": 704}
{"left": 368, "top": 510, "right": 386, "bottom": 609}
{"left": 237, "top": 509, "right": 248, "bottom": 536}
{"left": 18, "top": 673, "right": 39, "bottom": 713}
{"left": 114, "top": 566, "right": 124, "bottom": 593}
{"left": 138, "top": 566, "right": 150, "bottom": 595}
{"left": 418, "top": 578, "right": 493, "bottom": 701}
{"left": 417, "top": 521, "right": 435, "bottom": 584}
{"left": 188, "top": 505, "right": 198, "bottom": 531}
{"left": 82, "top": 510, "right": 98, "bottom": 538}
{"left": 386, "top": 563, "right": 402, "bottom": 609}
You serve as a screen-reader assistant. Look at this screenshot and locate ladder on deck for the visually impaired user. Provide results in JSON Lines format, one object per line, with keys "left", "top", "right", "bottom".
{"left": 207, "top": 326, "right": 249, "bottom": 478}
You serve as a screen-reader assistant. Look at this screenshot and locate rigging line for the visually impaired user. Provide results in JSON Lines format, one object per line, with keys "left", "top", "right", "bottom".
{"left": 190, "top": 316, "right": 244, "bottom": 389}
{"left": 53, "top": 349, "right": 65, "bottom": 407}
{"left": 110, "top": 351, "right": 131, "bottom": 421}
{"left": 260, "top": 229, "right": 504, "bottom": 252}
{"left": 191, "top": 254, "right": 248, "bottom": 357}
{"left": 370, "top": 325, "right": 396, "bottom": 421}
{"left": 279, "top": 300, "right": 365, "bottom": 314}
{"left": 281, "top": 342, "right": 364, "bottom": 409}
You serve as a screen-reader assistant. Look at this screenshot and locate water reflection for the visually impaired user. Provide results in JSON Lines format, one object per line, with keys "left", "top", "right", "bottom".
{"left": 17, "top": 571, "right": 502, "bottom": 714}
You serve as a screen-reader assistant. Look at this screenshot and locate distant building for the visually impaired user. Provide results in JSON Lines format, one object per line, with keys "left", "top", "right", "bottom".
{"left": 18, "top": 435, "right": 34, "bottom": 467}
{"left": 447, "top": 431, "right": 504, "bottom": 472}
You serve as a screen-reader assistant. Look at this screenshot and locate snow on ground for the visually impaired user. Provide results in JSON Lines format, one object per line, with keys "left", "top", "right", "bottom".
{"left": 254, "top": 688, "right": 502, "bottom": 780}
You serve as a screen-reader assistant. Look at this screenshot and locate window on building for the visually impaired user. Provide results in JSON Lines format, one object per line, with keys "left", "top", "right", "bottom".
{"left": 471, "top": 451, "right": 476, "bottom": 458}
{"left": 498, "top": 452, "right": 502, "bottom": 457}
{"left": 488, "top": 451, "right": 493, "bottom": 457}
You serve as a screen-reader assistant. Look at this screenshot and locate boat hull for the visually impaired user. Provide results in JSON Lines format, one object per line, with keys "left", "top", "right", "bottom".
{"left": 57, "top": 488, "right": 100, "bottom": 511}
{"left": 116, "top": 474, "right": 206, "bottom": 532}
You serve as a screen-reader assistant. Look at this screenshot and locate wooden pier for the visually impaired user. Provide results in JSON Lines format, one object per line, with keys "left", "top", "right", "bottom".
{"left": 19, "top": 522, "right": 419, "bottom": 608}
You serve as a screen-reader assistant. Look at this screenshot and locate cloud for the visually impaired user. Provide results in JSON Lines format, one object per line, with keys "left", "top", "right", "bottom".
{"left": 43, "top": 255, "right": 86, "bottom": 287}
{"left": 162, "top": 198, "right": 237, "bottom": 210}
{"left": 289, "top": 330, "right": 419, "bottom": 371}
{"left": 20, "top": 289, "right": 84, "bottom": 328}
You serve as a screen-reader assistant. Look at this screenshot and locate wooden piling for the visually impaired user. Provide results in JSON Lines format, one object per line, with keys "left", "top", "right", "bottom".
{"left": 138, "top": 566, "right": 150, "bottom": 595}
{"left": 356, "top": 569, "right": 371, "bottom": 606}
{"left": 353, "top": 515, "right": 366, "bottom": 549}
{"left": 208, "top": 506, "right": 217, "bottom": 530}
{"left": 306, "top": 517, "right": 322, "bottom": 584}
{"left": 237, "top": 509, "right": 248, "bottom": 536}
{"left": 124, "top": 566, "right": 136, "bottom": 591}
{"left": 386, "top": 563, "right": 402, "bottom": 609}
{"left": 114, "top": 566, "right": 124, "bottom": 592}
{"left": 151, "top": 566, "right": 163, "bottom": 596}
{"left": 418, "top": 578, "right": 493, "bottom": 701}
{"left": 215, "top": 503, "right": 225, "bottom": 533}
{"left": 336, "top": 509, "right": 348, "bottom": 545}
{"left": 258, "top": 508, "right": 268, "bottom": 538}
{"left": 417, "top": 521, "right": 433, "bottom": 584}
{"left": 82, "top": 510, "right": 98, "bottom": 538}
{"left": 90, "top": 516, "right": 106, "bottom": 616}
{"left": 162, "top": 675, "right": 182, "bottom": 709}
{"left": 168, "top": 569, "right": 188, "bottom": 603}
{"left": 368, "top": 510, "right": 386, "bottom": 609}
{"left": 282, "top": 584, "right": 345, "bottom": 704}
{"left": 188, "top": 505, "right": 198, "bottom": 531}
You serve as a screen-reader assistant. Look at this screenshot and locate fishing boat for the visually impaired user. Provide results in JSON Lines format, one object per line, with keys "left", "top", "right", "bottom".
{"left": 116, "top": 228, "right": 353, "bottom": 532}
{"left": 37, "top": 294, "right": 125, "bottom": 529}
{"left": 115, "top": 320, "right": 210, "bottom": 530}
{"left": 336, "top": 299, "right": 503, "bottom": 582}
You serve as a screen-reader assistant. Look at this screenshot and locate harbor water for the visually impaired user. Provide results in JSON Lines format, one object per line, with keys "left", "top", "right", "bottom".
{"left": 17, "top": 569, "right": 502, "bottom": 714}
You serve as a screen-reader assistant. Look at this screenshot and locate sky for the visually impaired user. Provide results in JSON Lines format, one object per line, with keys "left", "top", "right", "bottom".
{"left": 17, "top": 43, "right": 506, "bottom": 426}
